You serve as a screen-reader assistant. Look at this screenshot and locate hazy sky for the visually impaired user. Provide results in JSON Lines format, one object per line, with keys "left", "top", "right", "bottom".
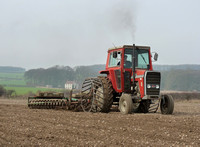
{"left": 0, "top": 0, "right": 199, "bottom": 69}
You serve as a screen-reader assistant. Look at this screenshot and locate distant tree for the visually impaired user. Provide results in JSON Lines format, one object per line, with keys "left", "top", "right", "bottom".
{"left": 6, "top": 90, "right": 16, "bottom": 97}
{"left": 24, "top": 66, "right": 76, "bottom": 87}
{"left": 0, "top": 85, "right": 6, "bottom": 96}
{"left": 161, "top": 70, "right": 200, "bottom": 91}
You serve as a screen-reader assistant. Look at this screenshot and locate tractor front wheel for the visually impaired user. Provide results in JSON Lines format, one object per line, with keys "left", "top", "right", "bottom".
{"left": 119, "top": 94, "right": 133, "bottom": 114}
{"left": 160, "top": 95, "right": 174, "bottom": 114}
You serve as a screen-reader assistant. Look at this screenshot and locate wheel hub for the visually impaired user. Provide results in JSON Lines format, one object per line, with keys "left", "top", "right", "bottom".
{"left": 121, "top": 100, "right": 127, "bottom": 113}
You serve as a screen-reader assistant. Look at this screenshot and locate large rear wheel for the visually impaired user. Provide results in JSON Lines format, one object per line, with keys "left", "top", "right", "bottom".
{"left": 81, "top": 77, "right": 113, "bottom": 113}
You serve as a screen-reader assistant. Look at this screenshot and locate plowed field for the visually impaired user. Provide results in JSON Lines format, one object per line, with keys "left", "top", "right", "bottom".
{"left": 0, "top": 98, "right": 200, "bottom": 146}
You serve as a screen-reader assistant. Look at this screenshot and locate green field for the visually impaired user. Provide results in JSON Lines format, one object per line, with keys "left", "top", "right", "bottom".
{"left": 0, "top": 80, "right": 26, "bottom": 86}
{"left": 0, "top": 72, "right": 26, "bottom": 86}
{"left": 0, "top": 72, "right": 64, "bottom": 96}
{"left": 0, "top": 72, "right": 24, "bottom": 78}
{"left": 5, "top": 86, "right": 63, "bottom": 96}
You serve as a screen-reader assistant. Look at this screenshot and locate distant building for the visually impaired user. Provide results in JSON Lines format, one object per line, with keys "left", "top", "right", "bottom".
{"left": 46, "top": 85, "right": 53, "bottom": 88}
{"left": 65, "top": 81, "right": 78, "bottom": 90}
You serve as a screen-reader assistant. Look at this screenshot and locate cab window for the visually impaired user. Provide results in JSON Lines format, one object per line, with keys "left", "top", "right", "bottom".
{"left": 124, "top": 48, "right": 150, "bottom": 69}
{"left": 135, "top": 49, "right": 150, "bottom": 69}
{"left": 108, "top": 51, "right": 121, "bottom": 67}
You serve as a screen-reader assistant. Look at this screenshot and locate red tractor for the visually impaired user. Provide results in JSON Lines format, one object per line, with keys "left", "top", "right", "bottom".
{"left": 81, "top": 44, "right": 174, "bottom": 114}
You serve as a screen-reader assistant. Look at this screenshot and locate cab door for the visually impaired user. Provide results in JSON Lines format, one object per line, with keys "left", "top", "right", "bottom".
{"left": 108, "top": 50, "right": 123, "bottom": 92}
{"left": 123, "top": 49, "right": 133, "bottom": 93}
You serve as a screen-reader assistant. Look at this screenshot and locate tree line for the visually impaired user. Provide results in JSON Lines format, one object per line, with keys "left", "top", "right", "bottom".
{"left": 24, "top": 65, "right": 200, "bottom": 91}
{"left": 160, "top": 70, "right": 200, "bottom": 91}
{"left": 0, "top": 66, "right": 25, "bottom": 73}
{"left": 24, "top": 65, "right": 105, "bottom": 88}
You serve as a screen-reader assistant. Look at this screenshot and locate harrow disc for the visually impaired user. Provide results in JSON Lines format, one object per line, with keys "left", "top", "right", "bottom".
{"left": 28, "top": 98, "right": 67, "bottom": 109}
{"left": 28, "top": 91, "right": 83, "bottom": 111}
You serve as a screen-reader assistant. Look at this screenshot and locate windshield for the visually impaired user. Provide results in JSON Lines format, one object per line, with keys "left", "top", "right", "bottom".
{"left": 124, "top": 48, "right": 150, "bottom": 69}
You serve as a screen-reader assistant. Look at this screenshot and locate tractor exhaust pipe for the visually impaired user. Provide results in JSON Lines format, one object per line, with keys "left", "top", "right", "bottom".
{"left": 132, "top": 44, "right": 136, "bottom": 86}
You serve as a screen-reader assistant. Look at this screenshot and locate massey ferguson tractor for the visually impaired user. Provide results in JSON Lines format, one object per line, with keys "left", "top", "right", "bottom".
{"left": 28, "top": 44, "right": 174, "bottom": 115}
{"left": 81, "top": 44, "right": 174, "bottom": 114}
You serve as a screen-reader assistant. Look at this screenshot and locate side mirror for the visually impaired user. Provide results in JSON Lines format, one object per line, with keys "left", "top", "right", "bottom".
{"left": 113, "top": 51, "right": 117, "bottom": 58}
{"left": 154, "top": 53, "right": 158, "bottom": 61}
{"left": 152, "top": 52, "right": 158, "bottom": 61}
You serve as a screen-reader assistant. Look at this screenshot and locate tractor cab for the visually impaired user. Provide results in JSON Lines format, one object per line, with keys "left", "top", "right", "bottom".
{"left": 100, "top": 45, "right": 160, "bottom": 98}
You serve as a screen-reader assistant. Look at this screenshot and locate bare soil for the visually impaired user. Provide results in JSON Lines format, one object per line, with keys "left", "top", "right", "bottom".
{"left": 0, "top": 98, "right": 200, "bottom": 146}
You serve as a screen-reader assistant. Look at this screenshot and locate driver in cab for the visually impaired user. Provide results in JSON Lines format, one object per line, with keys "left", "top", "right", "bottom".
{"left": 124, "top": 55, "right": 132, "bottom": 68}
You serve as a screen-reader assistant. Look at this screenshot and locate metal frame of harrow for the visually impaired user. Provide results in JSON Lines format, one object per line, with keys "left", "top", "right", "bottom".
{"left": 27, "top": 94, "right": 82, "bottom": 110}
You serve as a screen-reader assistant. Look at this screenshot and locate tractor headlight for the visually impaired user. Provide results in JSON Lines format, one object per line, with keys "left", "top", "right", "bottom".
{"left": 147, "top": 84, "right": 151, "bottom": 89}
{"left": 147, "top": 84, "right": 159, "bottom": 89}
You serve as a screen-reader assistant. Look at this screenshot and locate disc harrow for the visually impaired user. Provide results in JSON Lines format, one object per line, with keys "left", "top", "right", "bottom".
{"left": 28, "top": 92, "right": 83, "bottom": 111}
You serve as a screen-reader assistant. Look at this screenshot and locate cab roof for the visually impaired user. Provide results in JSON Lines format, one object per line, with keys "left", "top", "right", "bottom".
{"left": 108, "top": 45, "right": 150, "bottom": 51}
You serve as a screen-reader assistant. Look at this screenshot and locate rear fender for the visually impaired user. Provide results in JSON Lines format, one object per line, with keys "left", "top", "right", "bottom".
{"left": 99, "top": 70, "right": 109, "bottom": 74}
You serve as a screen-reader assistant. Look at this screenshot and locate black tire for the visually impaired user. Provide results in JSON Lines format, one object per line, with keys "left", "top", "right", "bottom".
{"left": 119, "top": 94, "right": 133, "bottom": 114}
{"left": 160, "top": 95, "right": 174, "bottom": 114}
{"left": 132, "top": 102, "right": 140, "bottom": 113}
{"left": 81, "top": 77, "right": 113, "bottom": 113}
{"left": 95, "top": 76, "right": 114, "bottom": 113}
